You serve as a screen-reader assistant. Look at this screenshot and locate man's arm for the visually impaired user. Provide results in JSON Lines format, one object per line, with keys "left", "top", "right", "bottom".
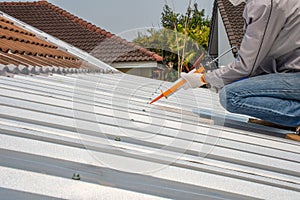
{"left": 204, "top": 0, "right": 285, "bottom": 89}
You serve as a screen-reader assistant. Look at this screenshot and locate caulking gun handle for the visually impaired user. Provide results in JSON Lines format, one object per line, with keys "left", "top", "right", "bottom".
{"left": 187, "top": 63, "right": 205, "bottom": 75}
{"left": 194, "top": 65, "right": 205, "bottom": 74}
{"left": 170, "top": 65, "right": 205, "bottom": 93}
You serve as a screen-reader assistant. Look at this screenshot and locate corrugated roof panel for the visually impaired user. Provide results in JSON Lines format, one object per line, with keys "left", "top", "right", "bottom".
{"left": 0, "top": 73, "right": 300, "bottom": 199}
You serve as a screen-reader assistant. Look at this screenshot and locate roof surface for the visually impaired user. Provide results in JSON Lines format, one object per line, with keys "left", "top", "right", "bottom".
{"left": 0, "top": 15, "right": 100, "bottom": 70}
{"left": 0, "top": 1, "right": 300, "bottom": 199}
{"left": 0, "top": 70, "right": 300, "bottom": 199}
{"left": 0, "top": 1, "right": 163, "bottom": 64}
{"left": 209, "top": 0, "right": 245, "bottom": 56}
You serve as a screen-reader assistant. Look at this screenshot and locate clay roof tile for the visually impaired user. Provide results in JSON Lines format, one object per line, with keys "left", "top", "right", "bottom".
{"left": 0, "top": 15, "right": 98, "bottom": 69}
{"left": 217, "top": 0, "right": 245, "bottom": 48}
{"left": 0, "top": 1, "right": 163, "bottom": 63}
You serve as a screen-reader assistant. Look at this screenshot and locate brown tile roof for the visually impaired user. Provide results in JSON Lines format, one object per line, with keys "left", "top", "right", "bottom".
{"left": 209, "top": 0, "right": 245, "bottom": 56}
{"left": 218, "top": 0, "right": 245, "bottom": 49}
{"left": 0, "top": 15, "right": 98, "bottom": 70}
{"left": 0, "top": 1, "right": 163, "bottom": 64}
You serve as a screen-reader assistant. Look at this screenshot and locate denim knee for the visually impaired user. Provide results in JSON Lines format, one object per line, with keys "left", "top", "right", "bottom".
{"left": 219, "top": 85, "right": 238, "bottom": 113}
{"left": 219, "top": 87, "right": 228, "bottom": 110}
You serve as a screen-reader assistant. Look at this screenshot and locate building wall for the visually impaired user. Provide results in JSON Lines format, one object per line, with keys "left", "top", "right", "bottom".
{"left": 218, "top": 10, "right": 235, "bottom": 66}
{"left": 118, "top": 68, "right": 154, "bottom": 78}
{"left": 113, "top": 62, "right": 158, "bottom": 78}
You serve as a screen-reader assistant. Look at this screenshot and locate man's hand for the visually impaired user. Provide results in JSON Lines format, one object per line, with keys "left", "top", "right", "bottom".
{"left": 181, "top": 72, "right": 206, "bottom": 90}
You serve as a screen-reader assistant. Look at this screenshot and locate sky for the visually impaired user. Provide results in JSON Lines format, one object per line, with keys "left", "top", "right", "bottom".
{"left": 0, "top": 0, "right": 214, "bottom": 40}
{"left": 0, "top": 0, "right": 214, "bottom": 35}
{"left": 49, "top": 0, "right": 214, "bottom": 33}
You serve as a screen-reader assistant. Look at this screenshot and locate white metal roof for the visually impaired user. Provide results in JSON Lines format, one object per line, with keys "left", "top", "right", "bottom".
{"left": 0, "top": 71, "right": 300, "bottom": 199}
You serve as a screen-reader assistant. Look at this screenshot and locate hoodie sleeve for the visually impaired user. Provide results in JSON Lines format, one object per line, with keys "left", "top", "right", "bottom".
{"left": 205, "top": 0, "right": 284, "bottom": 89}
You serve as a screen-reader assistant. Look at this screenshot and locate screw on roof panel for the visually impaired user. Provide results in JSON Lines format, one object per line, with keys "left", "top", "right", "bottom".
{"left": 114, "top": 137, "right": 121, "bottom": 141}
{"left": 72, "top": 173, "right": 81, "bottom": 180}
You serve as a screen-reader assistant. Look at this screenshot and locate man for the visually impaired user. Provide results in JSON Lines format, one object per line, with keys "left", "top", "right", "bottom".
{"left": 182, "top": 0, "right": 300, "bottom": 132}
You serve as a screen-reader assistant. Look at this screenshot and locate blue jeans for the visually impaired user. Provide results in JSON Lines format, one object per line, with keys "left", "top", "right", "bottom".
{"left": 219, "top": 73, "right": 300, "bottom": 127}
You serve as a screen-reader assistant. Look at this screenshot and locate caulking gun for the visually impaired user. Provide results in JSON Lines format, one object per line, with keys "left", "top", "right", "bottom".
{"left": 149, "top": 46, "right": 238, "bottom": 104}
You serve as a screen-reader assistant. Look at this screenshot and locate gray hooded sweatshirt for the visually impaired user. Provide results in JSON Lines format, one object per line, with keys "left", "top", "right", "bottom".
{"left": 205, "top": 0, "right": 300, "bottom": 89}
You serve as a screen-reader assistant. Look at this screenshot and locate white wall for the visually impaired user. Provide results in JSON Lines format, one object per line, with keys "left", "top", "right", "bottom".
{"left": 118, "top": 68, "right": 154, "bottom": 78}
{"left": 218, "top": 10, "right": 235, "bottom": 66}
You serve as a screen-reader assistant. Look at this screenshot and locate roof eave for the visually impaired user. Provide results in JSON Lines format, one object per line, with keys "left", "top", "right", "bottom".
{"left": 208, "top": 0, "right": 219, "bottom": 58}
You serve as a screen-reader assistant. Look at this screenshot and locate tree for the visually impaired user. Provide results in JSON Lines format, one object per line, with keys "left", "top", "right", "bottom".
{"left": 134, "top": 2, "right": 211, "bottom": 80}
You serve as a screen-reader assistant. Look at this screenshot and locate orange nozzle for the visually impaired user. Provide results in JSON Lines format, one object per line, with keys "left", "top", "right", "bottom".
{"left": 149, "top": 93, "right": 164, "bottom": 104}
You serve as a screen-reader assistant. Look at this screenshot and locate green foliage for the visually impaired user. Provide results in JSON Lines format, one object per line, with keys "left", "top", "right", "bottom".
{"left": 161, "top": 4, "right": 179, "bottom": 29}
{"left": 134, "top": 2, "right": 211, "bottom": 80}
